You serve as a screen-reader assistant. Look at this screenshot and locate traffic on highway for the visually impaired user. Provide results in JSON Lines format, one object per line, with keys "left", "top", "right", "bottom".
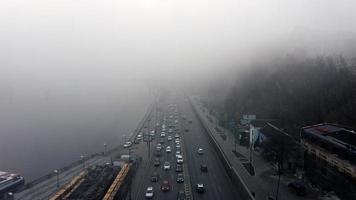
{"left": 128, "top": 92, "right": 240, "bottom": 200}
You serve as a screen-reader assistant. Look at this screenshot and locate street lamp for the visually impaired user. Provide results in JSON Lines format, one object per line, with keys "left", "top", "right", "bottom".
{"left": 53, "top": 170, "right": 59, "bottom": 188}
{"left": 104, "top": 143, "right": 107, "bottom": 155}
{"left": 80, "top": 155, "right": 86, "bottom": 169}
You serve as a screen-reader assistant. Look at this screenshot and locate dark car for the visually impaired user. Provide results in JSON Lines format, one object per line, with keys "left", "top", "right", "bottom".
{"left": 176, "top": 164, "right": 183, "bottom": 172}
{"left": 154, "top": 158, "right": 160, "bottom": 167}
{"left": 288, "top": 181, "right": 306, "bottom": 196}
{"left": 177, "top": 191, "right": 186, "bottom": 200}
{"left": 155, "top": 151, "right": 161, "bottom": 157}
{"left": 161, "top": 180, "right": 171, "bottom": 192}
{"left": 200, "top": 164, "right": 208, "bottom": 172}
{"left": 176, "top": 173, "right": 184, "bottom": 183}
{"left": 151, "top": 172, "right": 159, "bottom": 182}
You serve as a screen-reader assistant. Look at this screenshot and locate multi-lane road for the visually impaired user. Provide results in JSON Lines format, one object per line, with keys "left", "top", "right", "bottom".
{"left": 130, "top": 93, "right": 241, "bottom": 200}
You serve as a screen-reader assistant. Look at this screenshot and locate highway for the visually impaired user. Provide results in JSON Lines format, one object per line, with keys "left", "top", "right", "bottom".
{"left": 131, "top": 98, "right": 188, "bottom": 200}
{"left": 130, "top": 92, "right": 241, "bottom": 200}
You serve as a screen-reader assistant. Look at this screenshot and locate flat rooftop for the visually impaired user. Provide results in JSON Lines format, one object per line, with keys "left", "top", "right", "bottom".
{"left": 303, "top": 123, "right": 356, "bottom": 151}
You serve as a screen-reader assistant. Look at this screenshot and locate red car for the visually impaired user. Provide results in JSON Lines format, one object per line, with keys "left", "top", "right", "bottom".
{"left": 161, "top": 180, "right": 171, "bottom": 192}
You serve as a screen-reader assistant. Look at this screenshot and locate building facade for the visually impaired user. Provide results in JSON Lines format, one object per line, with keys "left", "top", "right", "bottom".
{"left": 301, "top": 123, "right": 356, "bottom": 200}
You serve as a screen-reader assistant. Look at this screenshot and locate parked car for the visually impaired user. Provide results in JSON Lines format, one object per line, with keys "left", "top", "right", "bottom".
{"left": 161, "top": 180, "right": 171, "bottom": 192}
{"left": 123, "top": 141, "right": 132, "bottom": 148}
{"left": 168, "top": 136, "right": 172, "bottom": 141}
{"left": 145, "top": 187, "right": 154, "bottom": 199}
{"left": 288, "top": 181, "right": 306, "bottom": 196}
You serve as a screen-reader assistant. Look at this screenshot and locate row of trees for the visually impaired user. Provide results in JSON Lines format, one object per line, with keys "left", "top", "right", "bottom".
{"left": 224, "top": 55, "right": 356, "bottom": 136}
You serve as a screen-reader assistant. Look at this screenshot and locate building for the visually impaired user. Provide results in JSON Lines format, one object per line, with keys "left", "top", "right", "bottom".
{"left": 301, "top": 123, "right": 356, "bottom": 200}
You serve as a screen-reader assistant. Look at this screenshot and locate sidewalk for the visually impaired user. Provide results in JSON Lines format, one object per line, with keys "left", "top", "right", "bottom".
{"left": 191, "top": 97, "right": 316, "bottom": 200}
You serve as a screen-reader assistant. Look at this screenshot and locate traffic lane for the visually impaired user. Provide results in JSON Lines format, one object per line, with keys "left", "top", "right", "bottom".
{"left": 183, "top": 125, "right": 221, "bottom": 200}
{"left": 180, "top": 99, "right": 239, "bottom": 200}
{"left": 156, "top": 135, "right": 184, "bottom": 199}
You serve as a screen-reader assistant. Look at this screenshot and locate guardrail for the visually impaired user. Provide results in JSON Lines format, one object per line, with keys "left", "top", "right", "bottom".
{"left": 188, "top": 96, "right": 255, "bottom": 200}
{"left": 103, "top": 163, "right": 131, "bottom": 200}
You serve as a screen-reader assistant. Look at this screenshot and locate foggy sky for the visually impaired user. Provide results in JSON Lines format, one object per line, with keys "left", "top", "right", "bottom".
{"left": 1, "top": 0, "right": 356, "bottom": 83}
{"left": 1, "top": 0, "right": 356, "bottom": 179}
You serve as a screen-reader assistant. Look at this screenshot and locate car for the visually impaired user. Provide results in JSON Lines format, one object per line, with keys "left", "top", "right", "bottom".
{"left": 196, "top": 183, "right": 205, "bottom": 193}
{"left": 154, "top": 158, "right": 160, "bottom": 167}
{"left": 175, "top": 134, "right": 180, "bottom": 138}
{"left": 176, "top": 164, "right": 183, "bottom": 172}
{"left": 288, "top": 181, "right": 306, "bottom": 196}
{"left": 200, "top": 164, "right": 208, "bottom": 172}
{"left": 176, "top": 155, "right": 183, "bottom": 164}
{"left": 160, "top": 133, "right": 166, "bottom": 137}
{"left": 176, "top": 173, "right": 184, "bottom": 183}
{"left": 159, "top": 138, "right": 165, "bottom": 144}
{"left": 175, "top": 150, "right": 181, "bottom": 156}
{"left": 166, "top": 146, "right": 172, "bottom": 153}
{"left": 164, "top": 162, "right": 171, "bottom": 170}
{"left": 156, "top": 146, "right": 162, "bottom": 151}
{"left": 176, "top": 144, "right": 181, "bottom": 149}
{"left": 177, "top": 191, "right": 186, "bottom": 200}
{"left": 123, "top": 141, "right": 132, "bottom": 148}
{"left": 145, "top": 187, "right": 154, "bottom": 199}
{"left": 168, "top": 136, "right": 172, "bottom": 141}
{"left": 155, "top": 151, "right": 161, "bottom": 157}
{"left": 197, "top": 148, "right": 204, "bottom": 155}
{"left": 151, "top": 172, "right": 159, "bottom": 182}
{"left": 161, "top": 180, "right": 171, "bottom": 192}
{"left": 175, "top": 139, "right": 180, "bottom": 144}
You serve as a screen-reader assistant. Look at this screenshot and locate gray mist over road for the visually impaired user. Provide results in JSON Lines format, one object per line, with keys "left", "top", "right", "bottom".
{"left": 0, "top": 0, "right": 356, "bottom": 180}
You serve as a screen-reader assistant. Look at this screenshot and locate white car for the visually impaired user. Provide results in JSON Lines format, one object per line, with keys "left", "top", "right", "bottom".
{"left": 176, "top": 144, "right": 181, "bottom": 149}
{"left": 123, "top": 141, "right": 132, "bottom": 148}
{"left": 176, "top": 155, "right": 183, "bottom": 164}
{"left": 163, "top": 162, "right": 171, "bottom": 170}
{"left": 167, "top": 136, "right": 172, "bottom": 141}
{"left": 175, "top": 138, "right": 180, "bottom": 143}
{"left": 160, "top": 133, "right": 166, "bottom": 137}
{"left": 197, "top": 148, "right": 204, "bottom": 155}
{"left": 145, "top": 187, "right": 154, "bottom": 199}
{"left": 166, "top": 146, "right": 172, "bottom": 153}
{"left": 175, "top": 150, "right": 181, "bottom": 156}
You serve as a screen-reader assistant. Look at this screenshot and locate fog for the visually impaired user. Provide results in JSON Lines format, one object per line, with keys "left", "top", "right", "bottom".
{"left": 1, "top": 0, "right": 356, "bottom": 179}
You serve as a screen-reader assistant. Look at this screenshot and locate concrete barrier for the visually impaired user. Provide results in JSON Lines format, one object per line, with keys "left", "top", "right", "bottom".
{"left": 188, "top": 97, "right": 255, "bottom": 200}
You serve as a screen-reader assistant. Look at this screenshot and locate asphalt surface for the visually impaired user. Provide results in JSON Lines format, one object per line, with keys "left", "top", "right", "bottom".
{"left": 178, "top": 96, "right": 239, "bottom": 200}
{"left": 131, "top": 93, "right": 240, "bottom": 200}
{"left": 131, "top": 100, "right": 187, "bottom": 200}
